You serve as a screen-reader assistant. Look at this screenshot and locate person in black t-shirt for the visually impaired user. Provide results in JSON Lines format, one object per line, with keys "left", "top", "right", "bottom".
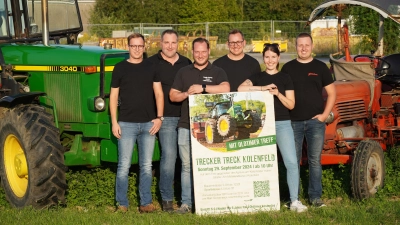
{"left": 213, "top": 29, "right": 261, "bottom": 91}
{"left": 110, "top": 33, "right": 164, "bottom": 213}
{"left": 281, "top": 33, "right": 336, "bottom": 208}
{"left": 170, "top": 38, "right": 229, "bottom": 214}
{"left": 147, "top": 30, "right": 192, "bottom": 212}
{"left": 238, "top": 44, "right": 307, "bottom": 213}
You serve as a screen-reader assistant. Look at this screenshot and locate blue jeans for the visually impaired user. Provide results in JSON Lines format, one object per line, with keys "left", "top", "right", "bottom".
{"left": 291, "top": 119, "right": 325, "bottom": 201}
{"left": 178, "top": 128, "right": 193, "bottom": 206}
{"left": 275, "top": 120, "right": 300, "bottom": 202}
{"left": 116, "top": 121, "right": 155, "bottom": 207}
{"left": 158, "top": 117, "right": 179, "bottom": 201}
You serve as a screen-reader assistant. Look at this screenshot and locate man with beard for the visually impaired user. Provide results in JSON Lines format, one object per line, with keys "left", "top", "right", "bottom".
{"left": 147, "top": 30, "right": 192, "bottom": 212}
{"left": 213, "top": 29, "right": 260, "bottom": 91}
{"left": 170, "top": 37, "right": 230, "bottom": 213}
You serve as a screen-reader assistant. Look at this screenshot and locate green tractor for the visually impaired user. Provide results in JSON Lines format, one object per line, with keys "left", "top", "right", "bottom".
{"left": 0, "top": 0, "right": 160, "bottom": 209}
{"left": 204, "top": 100, "right": 261, "bottom": 144}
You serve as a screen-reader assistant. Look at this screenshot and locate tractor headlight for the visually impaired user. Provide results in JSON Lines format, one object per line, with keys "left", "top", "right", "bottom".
{"left": 94, "top": 97, "right": 105, "bottom": 111}
{"left": 88, "top": 96, "right": 106, "bottom": 112}
{"left": 325, "top": 112, "right": 334, "bottom": 124}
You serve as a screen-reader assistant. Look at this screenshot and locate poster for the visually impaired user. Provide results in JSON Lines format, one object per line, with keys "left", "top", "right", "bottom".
{"left": 189, "top": 92, "right": 280, "bottom": 215}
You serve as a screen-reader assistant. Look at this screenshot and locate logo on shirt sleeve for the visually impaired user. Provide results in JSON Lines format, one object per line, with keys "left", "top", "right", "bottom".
{"left": 308, "top": 72, "right": 318, "bottom": 76}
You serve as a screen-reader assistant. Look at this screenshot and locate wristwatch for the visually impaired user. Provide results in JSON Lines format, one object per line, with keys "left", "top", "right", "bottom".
{"left": 157, "top": 116, "right": 164, "bottom": 121}
{"left": 202, "top": 84, "right": 206, "bottom": 93}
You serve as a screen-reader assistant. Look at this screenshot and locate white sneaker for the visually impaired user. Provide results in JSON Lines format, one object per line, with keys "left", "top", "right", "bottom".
{"left": 290, "top": 200, "right": 308, "bottom": 213}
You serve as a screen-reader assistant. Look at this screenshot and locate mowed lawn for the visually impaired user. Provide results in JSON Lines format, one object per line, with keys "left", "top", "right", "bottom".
{"left": 0, "top": 197, "right": 399, "bottom": 225}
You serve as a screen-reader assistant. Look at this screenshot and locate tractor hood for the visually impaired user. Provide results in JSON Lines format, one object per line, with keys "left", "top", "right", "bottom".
{"left": 308, "top": 0, "right": 400, "bottom": 25}
{"left": 1, "top": 44, "right": 127, "bottom": 66}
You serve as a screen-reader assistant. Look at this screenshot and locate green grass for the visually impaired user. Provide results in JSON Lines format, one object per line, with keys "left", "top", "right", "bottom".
{"left": 0, "top": 149, "right": 398, "bottom": 224}
{"left": 0, "top": 197, "right": 399, "bottom": 225}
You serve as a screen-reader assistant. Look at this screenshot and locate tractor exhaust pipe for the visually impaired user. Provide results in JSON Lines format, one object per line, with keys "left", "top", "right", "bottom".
{"left": 41, "top": 0, "right": 49, "bottom": 46}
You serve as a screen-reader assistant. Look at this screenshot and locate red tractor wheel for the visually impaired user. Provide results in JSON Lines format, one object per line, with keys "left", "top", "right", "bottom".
{"left": 351, "top": 140, "right": 385, "bottom": 200}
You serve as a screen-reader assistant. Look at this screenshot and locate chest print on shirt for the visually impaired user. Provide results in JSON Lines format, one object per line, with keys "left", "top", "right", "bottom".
{"left": 308, "top": 72, "right": 318, "bottom": 76}
{"left": 203, "top": 76, "right": 213, "bottom": 82}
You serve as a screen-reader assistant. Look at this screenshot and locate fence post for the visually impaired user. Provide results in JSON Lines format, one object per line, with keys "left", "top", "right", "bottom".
{"left": 270, "top": 20, "right": 273, "bottom": 41}
{"left": 206, "top": 22, "right": 209, "bottom": 40}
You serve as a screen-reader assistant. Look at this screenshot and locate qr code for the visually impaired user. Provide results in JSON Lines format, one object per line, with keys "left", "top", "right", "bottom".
{"left": 253, "top": 180, "right": 270, "bottom": 198}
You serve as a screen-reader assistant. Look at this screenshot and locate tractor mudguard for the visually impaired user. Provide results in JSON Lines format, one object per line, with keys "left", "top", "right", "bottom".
{"left": 0, "top": 92, "right": 46, "bottom": 107}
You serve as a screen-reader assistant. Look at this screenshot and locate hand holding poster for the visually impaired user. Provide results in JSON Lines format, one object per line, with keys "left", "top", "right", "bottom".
{"left": 189, "top": 91, "right": 280, "bottom": 215}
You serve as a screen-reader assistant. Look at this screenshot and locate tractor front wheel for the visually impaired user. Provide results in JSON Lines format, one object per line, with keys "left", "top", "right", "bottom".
{"left": 351, "top": 140, "right": 385, "bottom": 200}
{"left": 205, "top": 119, "right": 223, "bottom": 144}
{"left": 217, "top": 115, "right": 236, "bottom": 137}
{"left": 0, "top": 104, "right": 68, "bottom": 209}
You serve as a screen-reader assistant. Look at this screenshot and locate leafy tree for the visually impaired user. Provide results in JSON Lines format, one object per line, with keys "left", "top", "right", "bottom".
{"left": 349, "top": 6, "right": 400, "bottom": 55}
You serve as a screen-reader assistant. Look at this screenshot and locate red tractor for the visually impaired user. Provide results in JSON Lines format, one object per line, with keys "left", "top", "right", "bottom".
{"left": 307, "top": 0, "right": 400, "bottom": 199}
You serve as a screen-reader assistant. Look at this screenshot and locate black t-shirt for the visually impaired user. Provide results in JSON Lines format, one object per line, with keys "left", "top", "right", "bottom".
{"left": 111, "top": 60, "right": 160, "bottom": 123}
{"left": 281, "top": 59, "right": 334, "bottom": 121}
{"left": 147, "top": 51, "right": 192, "bottom": 117}
{"left": 213, "top": 54, "right": 260, "bottom": 92}
{"left": 248, "top": 71, "right": 294, "bottom": 121}
{"left": 171, "top": 63, "right": 228, "bottom": 129}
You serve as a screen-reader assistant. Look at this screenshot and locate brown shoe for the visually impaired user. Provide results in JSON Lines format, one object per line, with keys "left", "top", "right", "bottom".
{"left": 139, "top": 203, "right": 156, "bottom": 213}
{"left": 116, "top": 205, "right": 128, "bottom": 213}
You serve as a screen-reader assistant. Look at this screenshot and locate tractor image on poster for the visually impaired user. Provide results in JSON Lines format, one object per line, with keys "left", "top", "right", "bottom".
{"left": 0, "top": 0, "right": 160, "bottom": 209}
{"left": 204, "top": 99, "right": 261, "bottom": 144}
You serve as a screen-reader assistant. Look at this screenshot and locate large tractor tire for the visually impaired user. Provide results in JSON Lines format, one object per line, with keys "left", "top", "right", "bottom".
{"left": 217, "top": 115, "right": 236, "bottom": 137}
{"left": 351, "top": 140, "right": 385, "bottom": 200}
{"left": 244, "top": 111, "right": 262, "bottom": 133}
{"left": 205, "top": 119, "right": 223, "bottom": 144}
{"left": 0, "top": 104, "right": 68, "bottom": 209}
{"left": 234, "top": 128, "right": 250, "bottom": 140}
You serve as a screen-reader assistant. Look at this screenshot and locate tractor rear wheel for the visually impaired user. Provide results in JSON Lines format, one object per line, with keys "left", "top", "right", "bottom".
{"left": 0, "top": 104, "right": 68, "bottom": 209}
{"left": 205, "top": 119, "right": 223, "bottom": 144}
{"left": 351, "top": 140, "right": 385, "bottom": 200}
{"left": 217, "top": 115, "right": 236, "bottom": 137}
{"left": 234, "top": 128, "right": 250, "bottom": 140}
{"left": 244, "top": 111, "right": 262, "bottom": 133}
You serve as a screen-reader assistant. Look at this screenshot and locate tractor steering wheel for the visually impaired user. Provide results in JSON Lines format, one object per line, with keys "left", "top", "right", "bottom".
{"left": 353, "top": 55, "right": 391, "bottom": 77}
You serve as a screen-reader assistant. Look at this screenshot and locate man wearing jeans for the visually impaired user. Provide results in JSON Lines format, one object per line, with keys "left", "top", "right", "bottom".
{"left": 170, "top": 38, "right": 230, "bottom": 213}
{"left": 147, "top": 30, "right": 192, "bottom": 212}
{"left": 110, "top": 33, "right": 164, "bottom": 213}
{"left": 281, "top": 32, "right": 336, "bottom": 207}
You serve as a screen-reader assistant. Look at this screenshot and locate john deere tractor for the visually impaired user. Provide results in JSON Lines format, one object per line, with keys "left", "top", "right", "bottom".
{"left": 204, "top": 100, "right": 261, "bottom": 144}
{"left": 0, "top": 0, "right": 160, "bottom": 209}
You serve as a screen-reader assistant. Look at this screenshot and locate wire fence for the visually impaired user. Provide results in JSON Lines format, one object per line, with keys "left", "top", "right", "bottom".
{"left": 84, "top": 21, "right": 311, "bottom": 52}
{"left": 83, "top": 20, "right": 354, "bottom": 55}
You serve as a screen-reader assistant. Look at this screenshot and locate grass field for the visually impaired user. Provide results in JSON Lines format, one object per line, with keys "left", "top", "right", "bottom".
{"left": 0, "top": 196, "right": 399, "bottom": 225}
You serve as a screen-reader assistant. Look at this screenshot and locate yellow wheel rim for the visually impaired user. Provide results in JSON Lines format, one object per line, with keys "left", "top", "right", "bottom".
{"left": 220, "top": 119, "right": 228, "bottom": 132}
{"left": 4, "top": 134, "right": 28, "bottom": 197}
{"left": 206, "top": 124, "right": 212, "bottom": 140}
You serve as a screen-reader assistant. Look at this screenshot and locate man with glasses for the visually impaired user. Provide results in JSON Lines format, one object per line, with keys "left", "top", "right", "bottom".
{"left": 213, "top": 29, "right": 261, "bottom": 91}
{"left": 170, "top": 37, "right": 230, "bottom": 213}
{"left": 281, "top": 32, "right": 336, "bottom": 208}
{"left": 147, "top": 30, "right": 192, "bottom": 212}
{"left": 110, "top": 33, "right": 164, "bottom": 213}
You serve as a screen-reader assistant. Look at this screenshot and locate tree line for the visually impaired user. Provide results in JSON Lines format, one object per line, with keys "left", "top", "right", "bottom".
{"left": 89, "top": 0, "right": 400, "bottom": 54}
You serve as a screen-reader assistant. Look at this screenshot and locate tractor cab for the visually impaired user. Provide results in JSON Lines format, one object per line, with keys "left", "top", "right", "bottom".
{"left": 0, "top": 0, "right": 82, "bottom": 44}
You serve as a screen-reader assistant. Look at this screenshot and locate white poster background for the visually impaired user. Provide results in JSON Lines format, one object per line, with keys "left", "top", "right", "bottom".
{"left": 189, "top": 91, "right": 280, "bottom": 215}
